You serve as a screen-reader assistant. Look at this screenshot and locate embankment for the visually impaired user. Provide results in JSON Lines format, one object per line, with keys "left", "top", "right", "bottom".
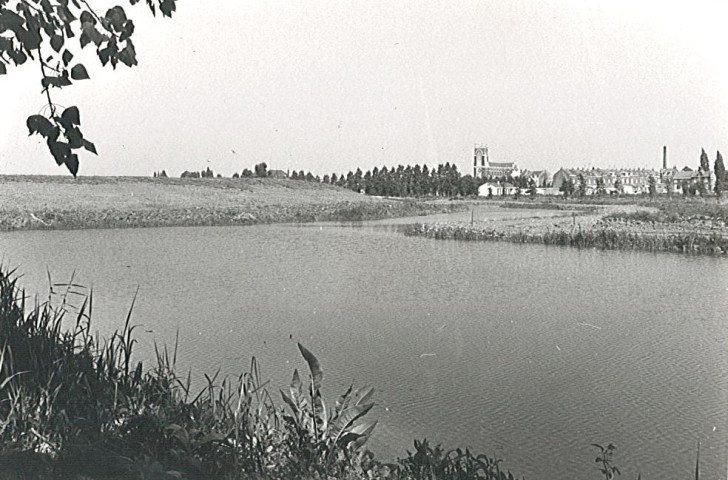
{"left": 0, "top": 176, "right": 466, "bottom": 230}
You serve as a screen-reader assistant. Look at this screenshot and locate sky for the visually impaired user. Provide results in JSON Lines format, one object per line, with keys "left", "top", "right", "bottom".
{"left": 1, "top": 0, "right": 727, "bottom": 177}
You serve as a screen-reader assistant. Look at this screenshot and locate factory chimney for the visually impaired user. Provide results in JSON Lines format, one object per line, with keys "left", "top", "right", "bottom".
{"left": 663, "top": 146, "right": 667, "bottom": 170}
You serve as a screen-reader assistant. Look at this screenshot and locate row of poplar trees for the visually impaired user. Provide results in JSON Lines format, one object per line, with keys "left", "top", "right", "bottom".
{"left": 316, "top": 163, "right": 480, "bottom": 197}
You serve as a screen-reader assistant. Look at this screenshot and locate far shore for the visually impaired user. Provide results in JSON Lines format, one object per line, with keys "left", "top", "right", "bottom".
{"left": 0, "top": 175, "right": 468, "bottom": 231}
{"left": 3, "top": 176, "right": 727, "bottom": 257}
{"left": 406, "top": 199, "right": 728, "bottom": 256}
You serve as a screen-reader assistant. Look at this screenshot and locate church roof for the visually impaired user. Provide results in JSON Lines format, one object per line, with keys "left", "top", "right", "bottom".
{"left": 488, "top": 162, "right": 515, "bottom": 168}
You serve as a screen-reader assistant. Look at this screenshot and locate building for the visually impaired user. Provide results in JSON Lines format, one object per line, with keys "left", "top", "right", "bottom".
{"left": 268, "top": 169, "right": 288, "bottom": 179}
{"left": 518, "top": 169, "right": 552, "bottom": 188}
{"left": 529, "top": 170, "right": 552, "bottom": 187}
{"left": 552, "top": 167, "right": 660, "bottom": 195}
{"left": 663, "top": 168, "right": 712, "bottom": 195}
{"left": 551, "top": 168, "right": 577, "bottom": 192}
{"left": 477, "top": 181, "right": 518, "bottom": 197}
{"left": 473, "top": 145, "right": 518, "bottom": 179}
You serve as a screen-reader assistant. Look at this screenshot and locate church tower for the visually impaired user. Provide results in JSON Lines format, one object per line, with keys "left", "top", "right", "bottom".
{"left": 474, "top": 144, "right": 489, "bottom": 178}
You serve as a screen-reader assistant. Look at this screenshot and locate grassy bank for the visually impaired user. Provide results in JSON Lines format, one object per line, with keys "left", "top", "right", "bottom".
{"left": 0, "top": 176, "right": 466, "bottom": 231}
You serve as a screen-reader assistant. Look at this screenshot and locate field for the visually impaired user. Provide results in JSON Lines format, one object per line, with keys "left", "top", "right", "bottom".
{"left": 0, "top": 175, "right": 465, "bottom": 230}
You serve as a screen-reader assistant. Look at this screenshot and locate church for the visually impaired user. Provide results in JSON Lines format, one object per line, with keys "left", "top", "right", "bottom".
{"left": 473, "top": 145, "right": 518, "bottom": 178}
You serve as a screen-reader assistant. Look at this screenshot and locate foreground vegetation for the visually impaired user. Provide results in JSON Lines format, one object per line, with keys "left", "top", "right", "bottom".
{"left": 0, "top": 266, "right": 525, "bottom": 479}
{"left": 0, "top": 266, "right": 710, "bottom": 479}
{"left": 0, "top": 176, "right": 466, "bottom": 231}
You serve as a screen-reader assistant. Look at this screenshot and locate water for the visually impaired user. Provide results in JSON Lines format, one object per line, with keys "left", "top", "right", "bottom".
{"left": 1, "top": 207, "right": 726, "bottom": 479}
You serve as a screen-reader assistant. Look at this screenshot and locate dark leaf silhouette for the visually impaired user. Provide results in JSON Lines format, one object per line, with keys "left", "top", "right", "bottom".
{"left": 26, "top": 115, "right": 54, "bottom": 137}
{"left": 70, "top": 64, "right": 89, "bottom": 80}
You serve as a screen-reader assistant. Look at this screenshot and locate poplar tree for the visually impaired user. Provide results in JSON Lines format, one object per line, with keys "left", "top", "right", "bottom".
{"left": 648, "top": 176, "right": 657, "bottom": 198}
{"left": 715, "top": 151, "right": 725, "bottom": 183}
{"left": 1, "top": 0, "right": 178, "bottom": 176}
{"left": 715, "top": 151, "right": 725, "bottom": 198}
{"left": 700, "top": 148, "right": 710, "bottom": 172}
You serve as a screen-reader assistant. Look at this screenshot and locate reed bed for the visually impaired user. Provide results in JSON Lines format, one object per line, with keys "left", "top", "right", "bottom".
{"left": 405, "top": 223, "right": 728, "bottom": 256}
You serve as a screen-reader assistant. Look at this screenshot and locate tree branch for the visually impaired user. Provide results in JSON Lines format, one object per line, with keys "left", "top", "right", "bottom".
{"left": 38, "top": 54, "right": 56, "bottom": 118}
{"left": 78, "top": 0, "right": 104, "bottom": 24}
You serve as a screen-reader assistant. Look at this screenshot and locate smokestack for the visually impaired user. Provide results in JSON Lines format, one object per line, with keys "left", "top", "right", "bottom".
{"left": 663, "top": 146, "right": 667, "bottom": 170}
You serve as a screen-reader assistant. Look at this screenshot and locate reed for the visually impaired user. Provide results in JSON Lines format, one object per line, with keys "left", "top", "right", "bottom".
{"left": 405, "top": 223, "right": 728, "bottom": 256}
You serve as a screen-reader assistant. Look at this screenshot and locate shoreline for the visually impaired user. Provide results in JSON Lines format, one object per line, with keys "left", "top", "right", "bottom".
{"left": 405, "top": 202, "right": 728, "bottom": 256}
{"left": 0, "top": 175, "right": 467, "bottom": 231}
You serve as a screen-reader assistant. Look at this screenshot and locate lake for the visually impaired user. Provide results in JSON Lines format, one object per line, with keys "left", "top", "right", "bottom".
{"left": 1, "top": 206, "right": 726, "bottom": 479}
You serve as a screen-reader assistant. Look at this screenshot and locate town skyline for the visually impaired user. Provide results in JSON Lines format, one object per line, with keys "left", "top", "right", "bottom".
{"left": 1, "top": 1, "right": 726, "bottom": 178}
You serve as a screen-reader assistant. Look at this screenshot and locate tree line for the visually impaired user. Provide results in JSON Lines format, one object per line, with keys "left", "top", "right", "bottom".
{"left": 162, "top": 162, "right": 489, "bottom": 197}
{"left": 322, "top": 163, "right": 479, "bottom": 197}
{"left": 161, "top": 148, "right": 727, "bottom": 200}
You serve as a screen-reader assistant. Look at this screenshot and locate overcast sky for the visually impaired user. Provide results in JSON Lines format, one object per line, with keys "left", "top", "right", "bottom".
{"left": 1, "top": 0, "right": 726, "bottom": 177}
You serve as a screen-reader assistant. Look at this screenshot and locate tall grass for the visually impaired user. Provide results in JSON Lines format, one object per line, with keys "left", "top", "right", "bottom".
{"left": 0, "top": 266, "right": 526, "bottom": 479}
{"left": 604, "top": 201, "right": 728, "bottom": 224}
{"left": 405, "top": 223, "right": 728, "bottom": 256}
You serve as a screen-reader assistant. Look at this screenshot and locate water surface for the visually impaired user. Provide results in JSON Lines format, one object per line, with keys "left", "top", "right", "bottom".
{"left": 1, "top": 207, "right": 726, "bottom": 479}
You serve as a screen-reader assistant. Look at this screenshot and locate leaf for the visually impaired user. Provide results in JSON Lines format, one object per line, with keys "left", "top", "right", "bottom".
{"left": 349, "top": 419, "right": 378, "bottom": 448}
{"left": 17, "top": 26, "right": 42, "bottom": 50}
{"left": 79, "top": 30, "right": 90, "bottom": 48}
{"left": 0, "top": 9, "right": 25, "bottom": 34}
{"left": 98, "top": 46, "right": 111, "bottom": 66}
{"left": 70, "top": 63, "right": 89, "bottom": 80}
{"left": 26, "top": 115, "right": 54, "bottom": 137}
{"left": 106, "top": 6, "right": 128, "bottom": 31}
{"left": 335, "top": 384, "right": 353, "bottom": 412}
{"left": 329, "top": 403, "right": 374, "bottom": 445}
{"left": 119, "top": 41, "right": 137, "bottom": 67}
{"left": 8, "top": 48, "right": 27, "bottom": 66}
{"left": 80, "top": 10, "right": 96, "bottom": 25}
{"left": 290, "top": 368, "right": 302, "bottom": 403}
{"left": 50, "top": 34, "right": 63, "bottom": 52}
{"left": 66, "top": 126, "right": 83, "bottom": 149}
{"left": 355, "top": 386, "right": 374, "bottom": 406}
{"left": 82, "top": 139, "right": 97, "bottom": 155}
{"left": 280, "top": 390, "right": 298, "bottom": 414}
{"left": 62, "top": 49, "right": 73, "bottom": 66}
{"left": 58, "top": 5, "right": 77, "bottom": 24}
{"left": 57, "top": 73, "right": 72, "bottom": 87}
{"left": 160, "top": 0, "right": 176, "bottom": 17}
{"left": 119, "top": 19, "right": 134, "bottom": 42}
{"left": 61, "top": 106, "right": 80, "bottom": 127}
{"left": 47, "top": 140, "right": 70, "bottom": 166}
{"left": 65, "top": 153, "right": 79, "bottom": 177}
{"left": 297, "top": 343, "right": 323, "bottom": 392}
{"left": 0, "top": 61, "right": 5, "bottom": 75}
{"left": 40, "top": 0, "right": 53, "bottom": 15}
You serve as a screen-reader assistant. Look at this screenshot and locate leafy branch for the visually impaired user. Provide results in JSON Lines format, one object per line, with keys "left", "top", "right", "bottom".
{"left": 0, "top": 0, "right": 177, "bottom": 176}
